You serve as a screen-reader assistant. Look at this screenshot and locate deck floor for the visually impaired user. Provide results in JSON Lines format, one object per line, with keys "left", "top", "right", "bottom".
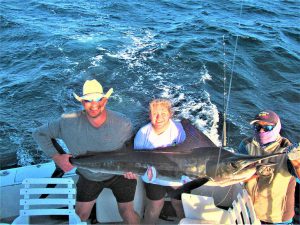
{"left": 1, "top": 215, "right": 180, "bottom": 225}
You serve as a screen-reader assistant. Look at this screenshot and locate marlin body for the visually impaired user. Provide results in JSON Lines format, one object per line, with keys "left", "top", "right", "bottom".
{"left": 70, "top": 146, "right": 282, "bottom": 187}
{"left": 69, "top": 119, "right": 284, "bottom": 187}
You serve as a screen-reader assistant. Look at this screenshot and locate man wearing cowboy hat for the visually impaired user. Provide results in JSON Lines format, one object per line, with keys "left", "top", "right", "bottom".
{"left": 33, "top": 79, "right": 140, "bottom": 224}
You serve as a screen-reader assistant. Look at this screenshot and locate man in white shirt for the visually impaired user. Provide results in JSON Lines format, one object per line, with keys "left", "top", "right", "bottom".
{"left": 134, "top": 99, "right": 186, "bottom": 224}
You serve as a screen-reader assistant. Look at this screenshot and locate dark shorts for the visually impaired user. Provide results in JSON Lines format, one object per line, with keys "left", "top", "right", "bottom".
{"left": 76, "top": 175, "right": 137, "bottom": 203}
{"left": 144, "top": 182, "right": 190, "bottom": 201}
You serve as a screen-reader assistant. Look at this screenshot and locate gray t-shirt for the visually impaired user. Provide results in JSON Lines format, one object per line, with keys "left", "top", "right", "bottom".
{"left": 33, "top": 109, "right": 133, "bottom": 181}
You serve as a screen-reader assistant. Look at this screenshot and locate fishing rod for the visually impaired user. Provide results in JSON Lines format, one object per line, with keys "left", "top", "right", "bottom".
{"left": 212, "top": 0, "right": 244, "bottom": 203}
{"left": 222, "top": 0, "right": 243, "bottom": 147}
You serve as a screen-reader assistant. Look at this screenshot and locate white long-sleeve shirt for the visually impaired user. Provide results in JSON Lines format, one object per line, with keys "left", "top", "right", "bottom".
{"left": 134, "top": 119, "right": 186, "bottom": 150}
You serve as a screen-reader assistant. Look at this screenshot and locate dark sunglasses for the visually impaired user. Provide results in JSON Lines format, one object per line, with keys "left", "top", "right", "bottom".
{"left": 82, "top": 97, "right": 103, "bottom": 103}
{"left": 253, "top": 124, "right": 274, "bottom": 132}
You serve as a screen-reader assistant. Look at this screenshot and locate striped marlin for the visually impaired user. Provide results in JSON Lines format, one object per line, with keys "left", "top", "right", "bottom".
{"left": 69, "top": 119, "right": 283, "bottom": 188}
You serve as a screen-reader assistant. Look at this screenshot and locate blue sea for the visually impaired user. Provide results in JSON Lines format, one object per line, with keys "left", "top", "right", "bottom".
{"left": 0, "top": 0, "right": 299, "bottom": 169}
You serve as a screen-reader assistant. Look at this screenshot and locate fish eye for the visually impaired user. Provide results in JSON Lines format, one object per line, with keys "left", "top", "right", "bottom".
{"left": 230, "top": 162, "right": 238, "bottom": 169}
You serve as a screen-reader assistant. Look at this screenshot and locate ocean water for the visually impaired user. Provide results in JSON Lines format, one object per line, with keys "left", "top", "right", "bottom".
{"left": 0, "top": 0, "right": 299, "bottom": 169}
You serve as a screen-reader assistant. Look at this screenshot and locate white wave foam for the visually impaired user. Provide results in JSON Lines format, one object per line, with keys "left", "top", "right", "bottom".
{"left": 199, "top": 65, "right": 212, "bottom": 83}
{"left": 10, "top": 134, "right": 34, "bottom": 166}
{"left": 72, "top": 33, "right": 97, "bottom": 43}
{"left": 17, "top": 147, "right": 35, "bottom": 166}
{"left": 159, "top": 85, "right": 221, "bottom": 146}
{"left": 12, "top": 137, "right": 34, "bottom": 166}
{"left": 105, "top": 30, "right": 164, "bottom": 68}
{"left": 90, "top": 54, "right": 103, "bottom": 67}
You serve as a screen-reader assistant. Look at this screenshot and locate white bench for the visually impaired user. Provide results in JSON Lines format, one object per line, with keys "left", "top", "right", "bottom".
{"left": 179, "top": 188, "right": 261, "bottom": 225}
{"left": 12, "top": 178, "right": 86, "bottom": 225}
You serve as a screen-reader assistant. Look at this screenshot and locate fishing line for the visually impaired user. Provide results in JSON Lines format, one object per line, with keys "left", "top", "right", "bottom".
{"left": 211, "top": 0, "right": 244, "bottom": 204}
{"left": 222, "top": 34, "right": 227, "bottom": 147}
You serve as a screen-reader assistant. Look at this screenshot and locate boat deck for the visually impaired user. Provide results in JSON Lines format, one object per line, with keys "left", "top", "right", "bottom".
{"left": 1, "top": 214, "right": 180, "bottom": 224}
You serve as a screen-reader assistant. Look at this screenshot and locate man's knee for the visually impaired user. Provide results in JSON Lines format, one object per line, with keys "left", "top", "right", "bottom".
{"left": 76, "top": 201, "right": 96, "bottom": 221}
{"left": 147, "top": 198, "right": 164, "bottom": 209}
{"left": 76, "top": 210, "right": 90, "bottom": 221}
{"left": 171, "top": 199, "right": 184, "bottom": 218}
{"left": 118, "top": 201, "right": 140, "bottom": 223}
{"left": 118, "top": 201, "right": 135, "bottom": 215}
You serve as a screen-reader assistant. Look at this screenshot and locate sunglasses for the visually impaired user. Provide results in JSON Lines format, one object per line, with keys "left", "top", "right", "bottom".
{"left": 82, "top": 97, "right": 103, "bottom": 103}
{"left": 253, "top": 124, "right": 274, "bottom": 132}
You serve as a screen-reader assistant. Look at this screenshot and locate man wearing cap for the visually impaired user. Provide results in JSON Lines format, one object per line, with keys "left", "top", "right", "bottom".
{"left": 237, "top": 110, "right": 300, "bottom": 224}
{"left": 33, "top": 79, "right": 140, "bottom": 224}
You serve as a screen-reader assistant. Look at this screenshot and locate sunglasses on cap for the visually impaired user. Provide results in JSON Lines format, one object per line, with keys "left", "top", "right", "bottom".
{"left": 82, "top": 97, "right": 103, "bottom": 103}
{"left": 253, "top": 124, "right": 274, "bottom": 132}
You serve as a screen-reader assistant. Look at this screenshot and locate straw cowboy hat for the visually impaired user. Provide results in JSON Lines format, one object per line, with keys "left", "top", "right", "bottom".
{"left": 73, "top": 79, "right": 113, "bottom": 102}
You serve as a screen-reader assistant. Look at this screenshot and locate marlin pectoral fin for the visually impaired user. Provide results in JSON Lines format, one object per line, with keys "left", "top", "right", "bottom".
{"left": 173, "top": 177, "right": 209, "bottom": 197}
